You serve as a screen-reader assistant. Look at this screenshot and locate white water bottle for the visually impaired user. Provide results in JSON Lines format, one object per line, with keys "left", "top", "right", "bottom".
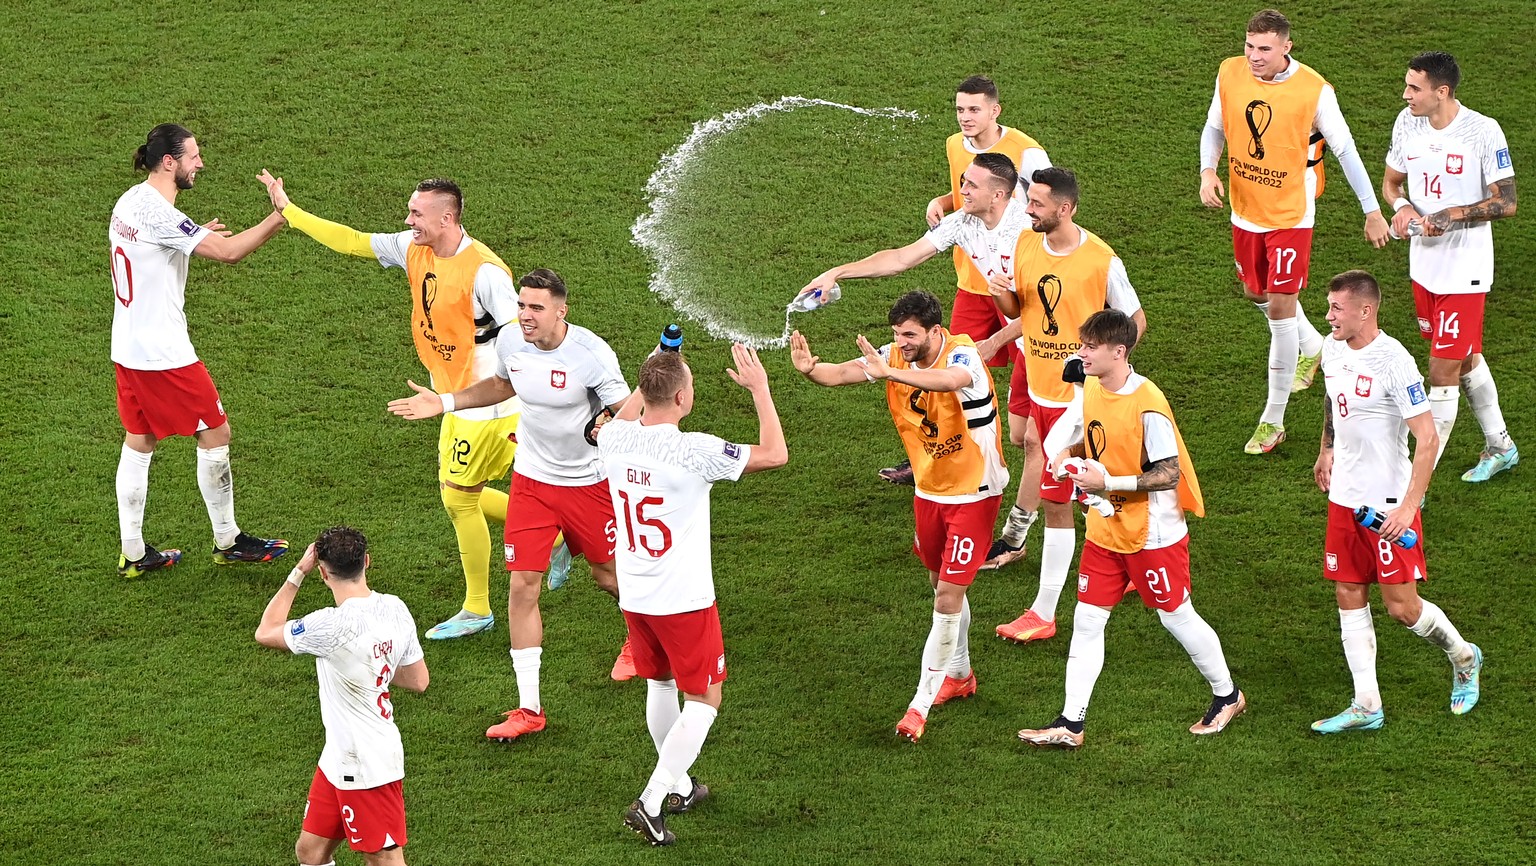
{"left": 788, "top": 283, "right": 842, "bottom": 313}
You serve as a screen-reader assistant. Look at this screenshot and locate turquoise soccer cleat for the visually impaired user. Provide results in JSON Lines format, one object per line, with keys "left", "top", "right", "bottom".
{"left": 426, "top": 609, "right": 495, "bottom": 640}
{"left": 546, "top": 541, "right": 573, "bottom": 590}
{"left": 1310, "top": 702, "right": 1384, "bottom": 734}
{"left": 1451, "top": 644, "right": 1484, "bottom": 715}
{"left": 1461, "top": 445, "right": 1519, "bottom": 483}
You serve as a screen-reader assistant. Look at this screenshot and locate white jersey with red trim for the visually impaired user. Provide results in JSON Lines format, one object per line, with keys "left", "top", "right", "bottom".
{"left": 1387, "top": 104, "right": 1514, "bottom": 295}
{"left": 109, "top": 182, "right": 211, "bottom": 370}
{"left": 923, "top": 199, "right": 1032, "bottom": 285}
{"left": 284, "top": 591, "right": 423, "bottom": 790}
{"left": 1322, "top": 333, "right": 1431, "bottom": 511}
{"left": 599, "top": 418, "right": 750, "bottom": 616}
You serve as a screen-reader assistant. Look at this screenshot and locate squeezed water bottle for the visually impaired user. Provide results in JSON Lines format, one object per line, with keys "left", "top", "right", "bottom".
{"left": 788, "top": 283, "right": 842, "bottom": 313}
{"left": 1389, "top": 219, "right": 1424, "bottom": 240}
{"left": 659, "top": 324, "right": 683, "bottom": 352}
{"left": 1353, "top": 505, "right": 1419, "bottom": 549}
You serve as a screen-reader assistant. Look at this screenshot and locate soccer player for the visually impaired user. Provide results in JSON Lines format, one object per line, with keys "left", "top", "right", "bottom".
{"left": 255, "top": 527, "right": 428, "bottom": 866}
{"left": 600, "top": 347, "right": 788, "bottom": 846}
{"left": 790, "top": 292, "right": 1007, "bottom": 742}
{"left": 111, "top": 123, "right": 290, "bottom": 577}
{"left": 1310, "top": 270, "right": 1482, "bottom": 733}
{"left": 1199, "top": 9, "right": 1392, "bottom": 455}
{"left": 1017, "top": 310, "right": 1244, "bottom": 749}
{"left": 1382, "top": 51, "right": 1519, "bottom": 482}
{"left": 982, "top": 169, "right": 1146, "bottom": 650}
{"left": 258, "top": 171, "right": 568, "bottom": 640}
{"left": 388, "top": 269, "right": 635, "bottom": 740}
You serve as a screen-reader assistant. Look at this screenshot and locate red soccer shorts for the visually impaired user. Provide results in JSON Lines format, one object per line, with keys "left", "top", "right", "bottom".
{"left": 622, "top": 604, "right": 727, "bottom": 696}
{"left": 1413, "top": 282, "right": 1485, "bottom": 360}
{"left": 302, "top": 767, "right": 407, "bottom": 854}
{"left": 1028, "top": 400, "right": 1072, "bottom": 504}
{"left": 1323, "top": 502, "right": 1428, "bottom": 585}
{"left": 1232, "top": 226, "right": 1314, "bottom": 296}
{"left": 114, "top": 361, "right": 227, "bottom": 438}
{"left": 504, "top": 472, "right": 616, "bottom": 571}
{"left": 1077, "top": 536, "right": 1192, "bottom": 612}
{"left": 912, "top": 495, "right": 1002, "bottom": 586}
{"left": 950, "top": 291, "right": 1010, "bottom": 367}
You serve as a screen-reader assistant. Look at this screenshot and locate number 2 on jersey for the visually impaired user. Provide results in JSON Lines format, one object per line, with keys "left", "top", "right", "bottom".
{"left": 617, "top": 490, "right": 673, "bottom": 557}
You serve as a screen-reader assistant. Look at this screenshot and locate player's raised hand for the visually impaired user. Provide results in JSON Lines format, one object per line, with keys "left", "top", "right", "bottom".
{"left": 201, "top": 218, "right": 232, "bottom": 238}
{"left": 1199, "top": 169, "right": 1225, "bottom": 208}
{"left": 296, "top": 542, "right": 319, "bottom": 576}
{"left": 257, "top": 169, "right": 290, "bottom": 212}
{"left": 855, "top": 334, "right": 890, "bottom": 379}
{"left": 798, "top": 271, "right": 838, "bottom": 299}
{"left": 726, "top": 343, "right": 770, "bottom": 393}
{"left": 925, "top": 195, "right": 947, "bottom": 228}
{"left": 1363, "top": 211, "right": 1391, "bottom": 248}
{"left": 387, "top": 380, "right": 444, "bottom": 420}
{"left": 789, "top": 330, "right": 820, "bottom": 375}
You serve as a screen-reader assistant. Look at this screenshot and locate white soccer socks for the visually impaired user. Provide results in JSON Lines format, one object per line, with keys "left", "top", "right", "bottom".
{"left": 1461, "top": 358, "right": 1515, "bottom": 453}
{"left": 1338, "top": 606, "right": 1382, "bottom": 712}
{"left": 640, "top": 701, "right": 718, "bottom": 815}
{"left": 1263, "top": 314, "right": 1300, "bottom": 425}
{"left": 646, "top": 679, "right": 682, "bottom": 752}
{"left": 1429, "top": 385, "right": 1460, "bottom": 467}
{"left": 1062, "top": 602, "right": 1112, "bottom": 722}
{"left": 116, "top": 444, "right": 153, "bottom": 561}
{"left": 911, "top": 610, "right": 962, "bottom": 715}
{"left": 1030, "top": 526, "right": 1076, "bottom": 621}
{"left": 510, "top": 646, "right": 543, "bottom": 712}
{"left": 1158, "top": 601, "right": 1235, "bottom": 698}
{"left": 196, "top": 445, "right": 239, "bottom": 549}
{"left": 946, "top": 596, "right": 973, "bottom": 679}
{"left": 1409, "top": 600, "right": 1475, "bottom": 668}
{"left": 1295, "top": 304, "right": 1326, "bottom": 358}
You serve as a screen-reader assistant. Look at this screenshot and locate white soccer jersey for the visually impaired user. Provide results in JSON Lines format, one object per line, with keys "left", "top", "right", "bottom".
{"left": 494, "top": 322, "right": 630, "bottom": 486}
{"left": 1043, "top": 372, "right": 1185, "bottom": 548}
{"left": 109, "top": 182, "right": 211, "bottom": 370}
{"left": 284, "top": 591, "right": 423, "bottom": 790}
{"left": 876, "top": 342, "right": 1009, "bottom": 504}
{"left": 372, "top": 231, "right": 521, "bottom": 420}
{"left": 1386, "top": 105, "right": 1514, "bottom": 295}
{"left": 599, "top": 419, "right": 751, "bottom": 616}
{"left": 924, "top": 199, "right": 1032, "bottom": 283}
{"left": 1322, "top": 333, "right": 1431, "bottom": 511}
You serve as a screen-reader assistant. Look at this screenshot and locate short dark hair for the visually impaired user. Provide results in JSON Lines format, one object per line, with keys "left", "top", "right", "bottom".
{"left": 1078, "top": 310, "right": 1139, "bottom": 354}
{"left": 1031, "top": 166, "right": 1080, "bottom": 206}
{"left": 1409, "top": 51, "right": 1461, "bottom": 94}
{"left": 519, "top": 268, "right": 567, "bottom": 301}
{"left": 133, "top": 123, "right": 195, "bottom": 172}
{"left": 971, "top": 152, "right": 1019, "bottom": 194}
{"left": 416, "top": 178, "right": 464, "bottom": 221}
{"left": 957, "top": 75, "right": 999, "bottom": 102}
{"left": 1247, "top": 9, "right": 1291, "bottom": 39}
{"left": 1327, "top": 269, "right": 1381, "bottom": 305}
{"left": 639, "top": 351, "right": 690, "bottom": 405}
{"left": 315, "top": 526, "right": 368, "bottom": 581}
{"left": 888, "top": 291, "right": 944, "bottom": 330}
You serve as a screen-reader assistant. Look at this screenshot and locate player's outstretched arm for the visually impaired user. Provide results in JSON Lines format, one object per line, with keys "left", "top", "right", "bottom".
{"left": 796, "top": 240, "right": 939, "bottom": 299}
{"left": 974, "top": 319, "right": 1023, "bottom": 363}
{"left": 388, "top": 376, "right": 516, "bottom": 420}
{"left": 725, "top": 344, "right": 788, "bottom": 474}
{"left": 257, "top": 170, "right": 377, "bottom": 258}
{"left": 255, "top": 543, "right": 317, "bottom": 649}
{"left": 1426, "top": 177, "right": 1518, "bottom": 236}
{"left": 192, "top": 209, "right": 286, "bottom": 264}
{"left": 789, "top": 330, "right": 867, "bottom": 386}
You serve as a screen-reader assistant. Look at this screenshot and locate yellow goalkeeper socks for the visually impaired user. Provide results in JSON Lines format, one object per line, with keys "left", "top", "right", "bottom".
{"left": 442, "top": 486, "right": 493, "bottom": 617}
{"left": 479, "top": 486, "right": 509, "bottom": 523}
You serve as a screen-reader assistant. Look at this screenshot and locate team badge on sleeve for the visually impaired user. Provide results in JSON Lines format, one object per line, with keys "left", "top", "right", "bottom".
{"left": 177, "top": 218, "right": 199, "bottom": 236}
{"left": 290, "top": 621, "right": 306, "bottom": 636}
{"left": 1407, "top": 382, "right": 1427, "bottom": 405}
{"left": 723, "top": 442, "right": 741, "bottom": 459}
{"left": 1497, "top": 148, "right": 1512, "bottom": 169}
{"left": 950, "top": 351, "right": 971, "bottom": 367}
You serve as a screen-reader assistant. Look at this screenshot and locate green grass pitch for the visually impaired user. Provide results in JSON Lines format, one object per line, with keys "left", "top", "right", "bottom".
{"left": 3, "top": 2, "right": 1533, "bottom": 863}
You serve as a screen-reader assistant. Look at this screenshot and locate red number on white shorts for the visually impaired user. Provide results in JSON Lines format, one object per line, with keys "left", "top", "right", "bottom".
{"left": 617, "top": 490, "right": 673, "bottom": 557}
{"left": 948, "top": 535, "right": 974, "bottom": 565}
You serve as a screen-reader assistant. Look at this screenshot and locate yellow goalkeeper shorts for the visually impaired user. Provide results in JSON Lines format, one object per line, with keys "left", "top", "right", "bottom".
{"left": 438, "top": 412, "right": 519, "bottom": 486}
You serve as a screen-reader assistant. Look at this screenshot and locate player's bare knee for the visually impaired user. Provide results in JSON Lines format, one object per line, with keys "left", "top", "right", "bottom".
{"left": 933, "top": 581, "right": 967, "bottom": 613}
{"left": 294, "top": 832, "right": 333, "bottom": 865}
{"left": 1042, "top": 501, "right": 1073, "bottom": 528}
{"left": 1384, "top": 596, "right": 1423, "bottom": 626}
{"left": 507, "top": 570, "right": 543, "bottom": 604}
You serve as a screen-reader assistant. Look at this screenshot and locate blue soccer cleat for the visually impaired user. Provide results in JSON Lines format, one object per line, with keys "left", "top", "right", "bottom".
{"left": 426, "top": 609, "right": 495, "bottom": 640}
{"left": 546, "top": 541, "right": 573, "bottom": 590}
{"left": 1310, "top": 702, "right": 1384, "bottom": 734}
{"left": 1461, "top": 445, "right": 1518, "bottom": 483}
{"left": 1451, "top": 644, "right": 1484, "bottom": 715}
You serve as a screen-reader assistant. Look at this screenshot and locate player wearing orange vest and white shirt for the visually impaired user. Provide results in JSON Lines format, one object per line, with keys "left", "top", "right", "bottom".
{"left": 981, "top": 168, "right": 1146, "bottom": 648}
{"left": 791, "top": 292, "right": 1008, "bottom": 743}
{"left": 1310, "top": 270, "right": 1482, "bottom": 733}
{"left": 1382, "top": 51, "right": 1519, "bottom": 484}
{"left": 1017, "top": 310, "right": 1245, "bottom": 750}
{"left": 1199, "top": 9, "right": 1391, "bottom": 456}
{"left": 388, "top": 269, "right": 635, "bottom": 743}
{"left": 256, "top": 527, "right": 429, "bottom": 866}
{"left": 111, "top": 123, "right": 291, "bottom": 579}
{"left": 259, "top": 172, "right": 569, "bottom": 642}
{"left": 599, "top": 348, "right": 788, "bottom": 847}
{"left": 924, "top": 74, "right": 1053, "bottom": 365}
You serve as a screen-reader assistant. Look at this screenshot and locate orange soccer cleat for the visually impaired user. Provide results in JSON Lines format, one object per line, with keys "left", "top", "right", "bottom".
{"left": 486, "top": 708, "right": 547, "bottom": 742}
{"left": 611, "top": 638, "right": 638, "bottom": 681}
{"left": 896, "top": 708, "right": 927, "bottom": 742}
{"left": 932, "top": 672, "right": 977, "bottom": 706}
{"left": 996, "top": 610, "right": 1057, "bottom": 643}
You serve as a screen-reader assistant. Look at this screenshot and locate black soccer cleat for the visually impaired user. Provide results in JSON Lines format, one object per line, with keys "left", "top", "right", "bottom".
{"left": 878, "top": 459, "right": 915, "bottom": 485}
{"left": 118, "top": 544, "right": 182, "bottom": 579}
{"left": 663, "top": 777, "right": 710, "bottom": 814}
{"left": 212, "top": 532, "right": 290, "bottom": 565}
{"left": 623, "top": 800, "right": 675, "bottom": 846}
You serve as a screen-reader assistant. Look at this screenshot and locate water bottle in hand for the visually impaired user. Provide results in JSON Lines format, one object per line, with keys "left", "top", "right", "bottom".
{"left": 1354, "top": 505, "right": 1419, "bottom": 549}
{"left": 788, "top": 283, "right": 842, "bottom": 313}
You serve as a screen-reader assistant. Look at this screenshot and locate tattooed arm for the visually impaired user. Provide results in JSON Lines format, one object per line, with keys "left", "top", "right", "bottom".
{"left": 1315, "top": 394, "right": 1335, "bottom": 492}
{"left": 1425, "top": 177, "right": 1518, "bottom": 235}
{"left": 1136, "top": 456, "right": 1182, "bottom": 491}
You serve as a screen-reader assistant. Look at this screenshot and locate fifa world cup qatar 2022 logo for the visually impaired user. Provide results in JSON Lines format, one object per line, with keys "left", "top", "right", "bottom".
{"left": 418, "top": 272, "right": 456, "bottom": 361}
{"left": 1036, "top": 274, "right": 1064, "bottom": 337}
{"left": 1245, "top": 100, "right": 1273, "bottom": 160}
{"left": 1085, "top": 420, "right": 1108, "bottom": 462}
